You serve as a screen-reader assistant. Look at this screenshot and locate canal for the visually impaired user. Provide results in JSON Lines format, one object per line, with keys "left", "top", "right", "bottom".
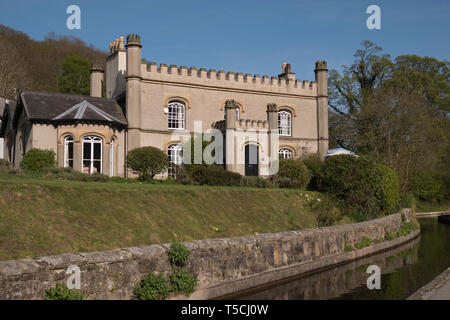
{"left": 230, "top": 217, "right": 450, "bottom": 300}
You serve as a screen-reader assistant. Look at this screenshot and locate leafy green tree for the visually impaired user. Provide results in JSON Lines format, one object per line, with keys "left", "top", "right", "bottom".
{"left": 328, "top": 40, "right": 449, "bottom": 196}
{"left": 126, "top": 146, "right": 169, "bottom": 180}
{"left": 57, "top": 54, "right": 91, "bottom": 95}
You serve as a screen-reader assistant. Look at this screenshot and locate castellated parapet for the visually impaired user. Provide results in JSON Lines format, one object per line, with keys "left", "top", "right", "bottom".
{"left": 142, "top": 61, "right": 317, "bottom": 97}
{"left": 109, "top": 36, "right": 125, "bottom": 54}
{"left": 315, "top": 60, "right": 328, "bottom": 71}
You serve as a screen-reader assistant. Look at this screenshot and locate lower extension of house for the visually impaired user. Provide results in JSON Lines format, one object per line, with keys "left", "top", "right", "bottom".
{"left": 0, "top": 34, "right": 329, "bottom": 178}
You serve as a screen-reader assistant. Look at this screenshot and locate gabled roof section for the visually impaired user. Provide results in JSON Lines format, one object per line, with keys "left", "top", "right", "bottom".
{"left": 20, "top": 91, "right": 127, "bottom": 127}
{"left": 52, "top": 100, "right": 124, "bottom": 124}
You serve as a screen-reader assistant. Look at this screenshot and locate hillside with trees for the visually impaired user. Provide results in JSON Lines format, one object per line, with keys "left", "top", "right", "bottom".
{"left": 0, "top": 24, "right": 107, "bottom": 99}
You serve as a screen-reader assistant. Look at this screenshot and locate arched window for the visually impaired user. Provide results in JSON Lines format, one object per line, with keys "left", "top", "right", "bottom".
{"left": 64, "top": 136, "right": 74, "bottom": 168}
{"left": 279, "top": 148, "right": 293, "bottom": 159}
{"left": 278, "top": 110, "right": 292, "bottom": 136}
{"left": 168, "top": 144, "right": 183, "bottom": 177}
{"left": 82, "top": 136, "right": 102, "bottom": 174}
{"left": 109, "top": 139, "right": 115, "bottom": 177}
{"left": 168, "top": 101, "right": 185, "bottom": 130}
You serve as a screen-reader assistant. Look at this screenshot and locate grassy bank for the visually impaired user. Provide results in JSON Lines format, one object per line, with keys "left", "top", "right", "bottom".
{"left": 0, "top": 174, "right": 353, "bottom": 261}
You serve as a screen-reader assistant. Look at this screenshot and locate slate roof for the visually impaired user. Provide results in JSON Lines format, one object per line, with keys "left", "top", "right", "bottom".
{"left": 20, "top": 91, "right": 127, "bottom": 127}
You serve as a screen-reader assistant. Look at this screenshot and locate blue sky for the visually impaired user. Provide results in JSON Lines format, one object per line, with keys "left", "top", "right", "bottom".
{"left": 0, "top": 0, "right": 448, "bottom": 81}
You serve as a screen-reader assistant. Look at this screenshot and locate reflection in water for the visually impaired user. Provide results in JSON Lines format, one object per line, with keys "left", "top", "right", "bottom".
{"left": 232, "top": 218, "right": 450, "bottom": 300}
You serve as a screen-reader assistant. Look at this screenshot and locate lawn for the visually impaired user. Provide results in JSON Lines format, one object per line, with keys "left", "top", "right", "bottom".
{"left": 0, "top": 174, "right": 346, "bottom": 261}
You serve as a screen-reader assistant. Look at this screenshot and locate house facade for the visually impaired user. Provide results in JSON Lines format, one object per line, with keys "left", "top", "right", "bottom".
{"left": 1, "top": 34, "right": 328, "bottom": 177}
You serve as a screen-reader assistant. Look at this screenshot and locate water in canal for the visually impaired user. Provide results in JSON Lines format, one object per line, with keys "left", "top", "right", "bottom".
{"left": 232, "top": 217, "right": 450, "bottom": 300}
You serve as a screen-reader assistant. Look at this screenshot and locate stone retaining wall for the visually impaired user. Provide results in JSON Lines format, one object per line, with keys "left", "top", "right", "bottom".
{"left": 0, "top": 209, "right": 417, "bottom": 300}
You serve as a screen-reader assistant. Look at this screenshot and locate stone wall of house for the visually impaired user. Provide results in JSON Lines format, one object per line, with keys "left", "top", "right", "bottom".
{"left": 0, "top": 209, "right": 418, "bottom": 300}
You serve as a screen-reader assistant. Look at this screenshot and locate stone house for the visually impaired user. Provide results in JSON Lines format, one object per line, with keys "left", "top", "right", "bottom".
{"left": 0, "top": 34, "right": 328, "bottom": 177}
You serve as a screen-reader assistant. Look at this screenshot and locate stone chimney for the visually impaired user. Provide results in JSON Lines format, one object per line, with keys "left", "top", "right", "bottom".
{"left": 90, "top": 62, "right": 104, "bottom": 98}
{"left": 278, "top": 62, "right": 295, "bottom": 82}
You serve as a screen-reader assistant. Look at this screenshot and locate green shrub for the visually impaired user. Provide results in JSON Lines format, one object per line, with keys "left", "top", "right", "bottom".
{"left": 87, "top": 172, "right": 110, "bottom": 182}
{"left": 168, "top": 242, "right": 190, "bottom": 267}
{"left": 42, "top": 167, "right": 109, "bottom": 182}
{"left": 169, "top": 269, "right": 198, "bottom": 297}
{"left": 45, "top": 283, "right": 84, "bottom": 300}
{"left": 384, "top": 232, "right": 396, "bottom": 241}
{"left": 354, "top": 237, "right": 372, "bottom": 249}
{"left": 274, "top": 158, "right": 311, "bottom": 188}
{"left": 134, "top": 272, "right": 171, "bottom": 300}
{"left": 374, "top": 237, "right": 383, "bottom": 244}
{"left": 302, "top": 155, "right": 325, "bottom": 191}
{"left": 321, "top": 155, "right": 399, "bottom": 220}
{"left": 20, "top": 148, "right": 56, "bottom": 172}
{"left": 0, "top": 159, "right": 10, "bottom": 169}
{"left": 344, "top": 244, "right": 354, "bottom": 252}
{"left": 396, "top": 221, "right": 420, "bottom": 237}
{"left": 312, "top": 196, "right": 343, "bottom": 227}
{"left": 240, "top": 176, "right": 270, "bottom": 188}
{"left": 188, "top": 165, "right": 242, "bottom": 186}
{"left": 126, "top": 146, "right": 169, "bottom": 180}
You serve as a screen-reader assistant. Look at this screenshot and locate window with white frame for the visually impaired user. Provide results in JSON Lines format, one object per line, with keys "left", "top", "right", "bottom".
{"left": 109, "top": 139, "right": 115, "bottom": 177}
{"left": 168, "top": 101, "right": 185, "bottom": 130}
{"left": 279, "top": 148, "right": 293, "bottom": 159}
{"left": 82, "top": 136, "right": 102, "bottom": 174}
{"left": 168, "top": 144, "right": 183, "bottom": 177}
{"left": 278, "top": 110, "right": 292, "bottom": 136}
{"left": 64, "top": 136, "right": 74, "bottom": 168}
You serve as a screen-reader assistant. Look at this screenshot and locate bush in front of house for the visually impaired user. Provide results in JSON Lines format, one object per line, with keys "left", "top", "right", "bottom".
{"left": 20, "top": 148, "right": 56, "bottom": 172}
{"left": 126, "top": 146, "right": 169, "bottom": 181}
{"left": 240, "top": 176, "right": 270, "bottom": 188}
{"left": 274, "top": 158, "right": 311, "bottom": 188}
{"left": 187, "top": 164, "right": 242, "bottom": 186}
{"left": 321, "top": 155, "right": 399, "bottom": 220}
{"left": 42, "top": 167, "right": 110, "bottom": 182}
{"left": 0, "top": 159, "right": 11, "bottom": 174}
{"left": 302, "top": 154, "right": 325, "bottom": 191}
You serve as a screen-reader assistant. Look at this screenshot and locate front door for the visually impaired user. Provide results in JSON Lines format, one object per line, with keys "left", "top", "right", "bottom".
{"left": 245, "top": 144, "right": 258, "bottom": 176}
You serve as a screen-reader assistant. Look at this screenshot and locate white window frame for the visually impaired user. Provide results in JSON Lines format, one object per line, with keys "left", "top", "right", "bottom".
{"left": 168, "top": 144, "right": 183, "bottom": 177}
{"left": 278, "top": 110, "right": 292, "bottom": 136}
{"left": 279, "top": 148, "right": 293, "bottom": 159}
{"left": 82, "top": 136, "right": 103, "bottom": 174}
{"left": 168, "top": 101, "right": 185, "bottom": 130}
{"left": 109, "top": 139, "right": 114, "bottom": 177}
{"left": 64, "top": 136, "right": 74, "bottom": 168}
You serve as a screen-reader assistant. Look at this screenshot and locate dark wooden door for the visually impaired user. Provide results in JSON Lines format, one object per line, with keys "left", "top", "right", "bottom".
{"left": 245, "top": 144, "right": 258, "bottom": 176}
